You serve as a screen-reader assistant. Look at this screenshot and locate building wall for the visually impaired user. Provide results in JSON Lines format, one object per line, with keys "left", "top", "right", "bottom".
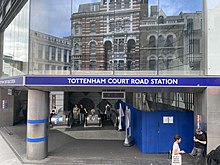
{"left": 140, "top": 9, "right": 203, "bottom": 74}
{"left": 29, "top": 30, "right": 72, "bottom": 75}
{"left": 71, "top": 0, "right": 147, "bottom": 70}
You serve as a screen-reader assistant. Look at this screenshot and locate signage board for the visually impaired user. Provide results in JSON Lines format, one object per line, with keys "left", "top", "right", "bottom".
{"left": 25, "top": 76, "right": 220, "bottom": 87}
{"left": 0, "top": 76, "right": 23, "bottom": 86}
{"left": 172, "top": 154, "right": 182, "bottom": 165}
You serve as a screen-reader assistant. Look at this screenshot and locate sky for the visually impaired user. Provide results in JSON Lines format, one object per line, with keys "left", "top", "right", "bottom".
{"left": 149, "top": 0, "right": 202, "bottom": 16}
{"left": 30, "top": 0, "right": 203, "bottom": 38}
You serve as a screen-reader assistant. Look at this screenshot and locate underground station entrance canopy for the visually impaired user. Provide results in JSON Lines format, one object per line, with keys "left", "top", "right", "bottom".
{"left": 1, "top": 75, "right": 220, "bottom": 87}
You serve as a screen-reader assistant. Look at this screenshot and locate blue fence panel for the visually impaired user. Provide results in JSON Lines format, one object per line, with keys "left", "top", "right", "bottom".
{"left": 119, "top": 101, "right": 194, "bottom": 154}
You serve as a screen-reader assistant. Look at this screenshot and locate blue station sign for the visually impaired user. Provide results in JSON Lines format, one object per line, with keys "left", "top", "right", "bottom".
{"left": 24, "top": 76, "right": 220, "bottom": 87}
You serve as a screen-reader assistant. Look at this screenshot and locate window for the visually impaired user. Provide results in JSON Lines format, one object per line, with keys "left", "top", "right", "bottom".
{"left": 74, "top": 43, "right": 80, "bottom": 54}
{"left": 51, "top": 47, "right": 56, "bottom": 60}
{"left": 166, "top": 35, "right": 174, "bottom": 47}
{"left": 64, "top": 49, "right": 68, "bottom": 62}
{"left": 124, "top": 20, "right": 130, "bottom": 31}
{"left": 116, "top": 0, "right": 121, "bottom": 9}
{"left": 45, "top": 45, "right": 49, "bottom": 60}
{"left": 91, "top": 23, "right": 96, "bottom": 33}
{"left": 57, "top": 48, "right": 61, "bottom": 61}
{"left": 158, "top": 35, "right": 165, "bottom": 47}
{"left": 118, "top": 60, "right": 124, "bottom": 70}
{"left": 38, "top": 44, "right": 43, "bottom": 59}
{"left": 116, "top": 20, "right": 122, "bottom": 32}
{"left": 110, "top": 22, "right": 115, "bottom": 32}
{"left": 149, "top": 56, "right": 156, "bottom": 70}
{"left": 75, "top": 24, "right": 81, "bottom": 35}
{"left": 114, "top": 39, "right": 124, "bottom": 52}
{"left": 158, "top": 16, "right": 164, "bottom": 24}
{"left": 90, "top": 42, "right": 96, "bottom": 54}
{"left": 149, "top": 36, "right": 156, "bottom": 47}
{"left": 124, "top": 0, "right": 130, "bottom": 8}
{"left": 51, "top": 65, "right": 56, "bottom": 70}
{"left": 193, "top": 39, "right": 200, "bottom": 54}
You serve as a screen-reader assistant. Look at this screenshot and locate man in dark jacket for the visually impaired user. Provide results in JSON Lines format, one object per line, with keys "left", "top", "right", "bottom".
{"left": 190, "top": 128, "right": 207, "bottom": 165}
{"left": 207, "top": 145, "right": 220, "bottom": 165}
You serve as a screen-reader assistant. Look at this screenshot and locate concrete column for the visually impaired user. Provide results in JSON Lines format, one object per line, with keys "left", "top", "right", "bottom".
{"left": 27, "top": 90, "right": 49, "bottom": 160}
{"left": 196, "top": 87, "right": 220, "bottom": 153}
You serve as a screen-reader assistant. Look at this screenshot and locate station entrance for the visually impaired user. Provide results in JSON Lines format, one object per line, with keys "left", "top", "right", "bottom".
{"left": 2, "top": 75, "right": 217, "bottom": 161}
{"left": 11, "top": 86, "right": 205, "bottom": 156}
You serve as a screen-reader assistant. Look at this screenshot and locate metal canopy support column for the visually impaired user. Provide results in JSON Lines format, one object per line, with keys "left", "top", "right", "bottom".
{"left": 26, "top": 89, "right": 49, "bottom": 160}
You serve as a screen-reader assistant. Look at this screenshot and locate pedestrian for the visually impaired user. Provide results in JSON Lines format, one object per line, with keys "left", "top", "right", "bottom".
{"left": 190, "top": 128, "right": 207, "bottom": 165}
{"left": 79, "top": 104, "right": 87, "bottom": 125}
{"left": 172, "top": 134, "right": 185, "bottom": 155}
{"left": 49, "top": 107, "right": 57, "bottom": 125}
{"left": 72, "top": 104, "right": 79, "bottom": 122}
{"left": 105, "top": 103, "right": 111, "bottom": 120}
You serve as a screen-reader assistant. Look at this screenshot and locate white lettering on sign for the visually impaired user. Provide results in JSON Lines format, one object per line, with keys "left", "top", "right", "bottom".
{"left": 151, "top": 79, "right": 178, "bottom": 85}
{"left": 68, "top": 78, "right": 106, "bottom": 84}
{"left": 108, "top": 78, "right": 129, "bottom": 84}
{"left": 67, "top": 78, "right": 179, "bottom": 85}
{"left": 0, "top": 79, "right": 16, "bottom": 84}
{"left": 131, "top": 79, "right": 149, "bottom": 85}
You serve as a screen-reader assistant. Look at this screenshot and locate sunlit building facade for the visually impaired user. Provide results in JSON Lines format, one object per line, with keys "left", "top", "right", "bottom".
{"left": 71, "top": 0, "right": 148, "bottom": 70}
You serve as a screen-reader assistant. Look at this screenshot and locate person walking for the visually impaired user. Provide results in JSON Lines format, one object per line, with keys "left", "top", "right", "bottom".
{"left": 190, "top": 128, "right": 207, "bottom": 165}
{"left": 172, "top": 134, "right": 185, "bottom": 155}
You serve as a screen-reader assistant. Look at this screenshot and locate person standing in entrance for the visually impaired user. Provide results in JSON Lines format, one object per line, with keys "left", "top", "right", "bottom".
{"left": 190, "top": 128, "right": 207, "bottom": 165}
{"left": 172, "top": 134, "right": 185, "bottom": 155}
{"left": 79, "top": 104, "right": 87, "bottom": 125}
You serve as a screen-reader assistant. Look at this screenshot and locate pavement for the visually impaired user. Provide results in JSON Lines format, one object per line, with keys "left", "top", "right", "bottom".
{"left": 0, "top": 124, "right": 199, "bottom": 165}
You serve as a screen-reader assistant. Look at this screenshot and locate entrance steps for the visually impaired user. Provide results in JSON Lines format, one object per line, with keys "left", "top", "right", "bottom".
{"left": 57, "top": 128, "right": 125, "bottom": 140}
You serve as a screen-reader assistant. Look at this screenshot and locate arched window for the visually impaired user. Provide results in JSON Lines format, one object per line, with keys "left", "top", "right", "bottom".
{"left": 90, "top": 42, "right": 96, "bottom": 54}
{"left": 158, "top": 35, "right": 164, "bottom": 47}
{"left": 166, "top": 35, "right": 174, "bottom": 47}
{"left": 149, "top": 56, "right": 156, "bottom": 70}
{"left": 104, "top": 41, "right": 112, "bottom": 53}
{"left": 149, "top": 36, "right": 156, "bottom": 47}
{"left": 127, "top": 39, "right": 135, "bottom": 53}
{"left": 74, "top": 43, "right": 80, "bottom": 54}
{"left": 158, "top": 16, "right": 164, "bottom": 24}
{"left": 104, "top": 41, "right": 112, "bottom": 70}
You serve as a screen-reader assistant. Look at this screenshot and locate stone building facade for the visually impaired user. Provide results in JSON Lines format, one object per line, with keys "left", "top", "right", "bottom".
{"left": 140, "top": 6, "right": 203, "bottom": 74}
{"left": 29, "top": 30, "right": 72, "bottom": 75}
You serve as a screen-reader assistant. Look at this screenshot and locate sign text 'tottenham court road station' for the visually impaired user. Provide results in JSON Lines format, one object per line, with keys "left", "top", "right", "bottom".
{"left": 67, "top": 78, "right": 178, "bottom": 85}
